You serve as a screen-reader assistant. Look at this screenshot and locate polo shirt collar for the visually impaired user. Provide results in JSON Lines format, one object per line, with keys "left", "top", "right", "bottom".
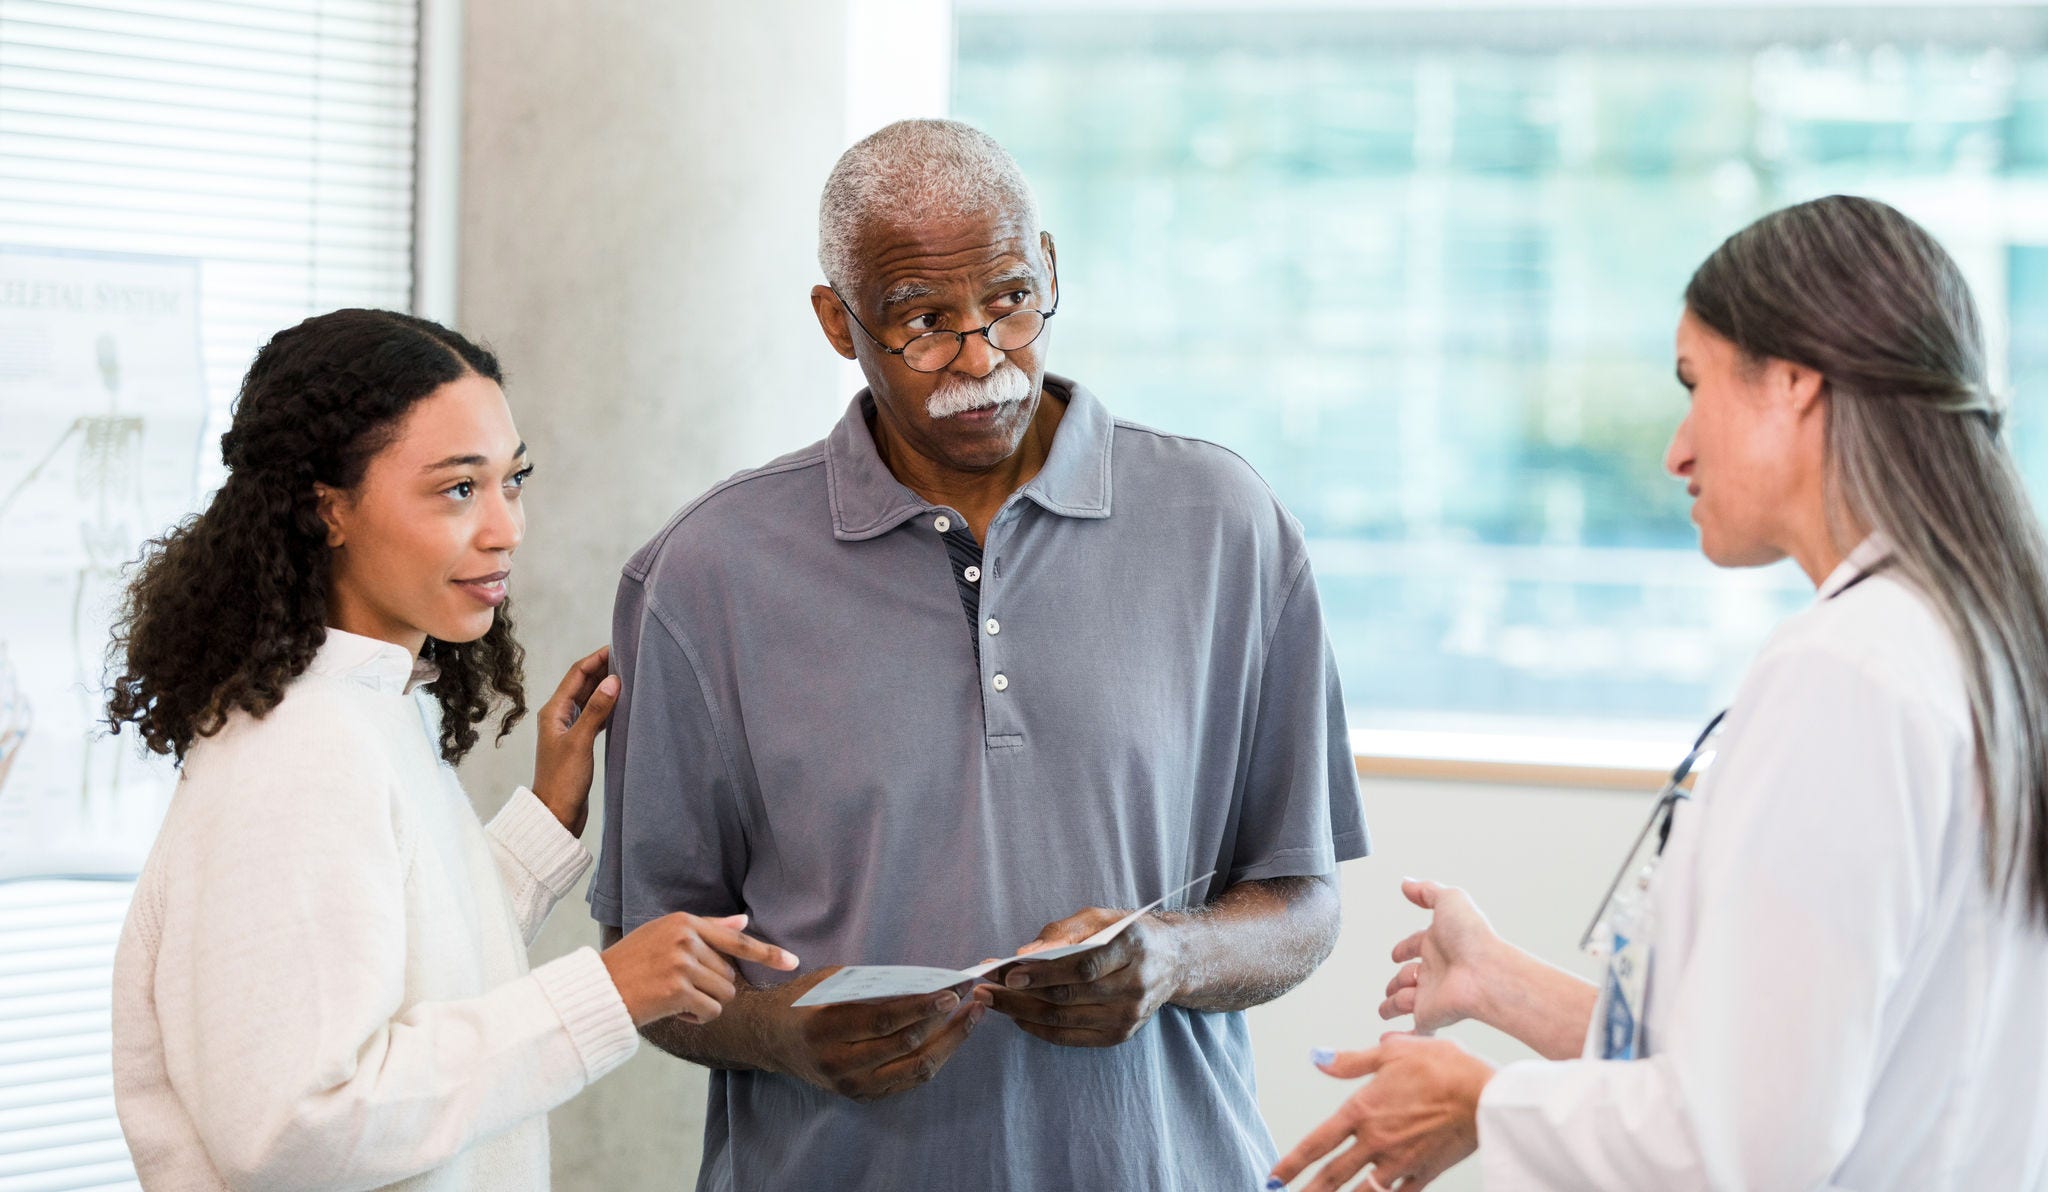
{"left": 825, "top": 373, "right": 1113, "bottom": 542}
{"left": 307, "top": 627, "right": 441, "bottom": 696}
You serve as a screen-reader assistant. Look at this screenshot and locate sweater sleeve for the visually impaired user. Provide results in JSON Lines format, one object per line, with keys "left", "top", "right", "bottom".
{"left": 151, "top": 703, "right": 637, "bottom": 1191}
{"left": 484, "top": 785, "right": 595, "bottom": 946}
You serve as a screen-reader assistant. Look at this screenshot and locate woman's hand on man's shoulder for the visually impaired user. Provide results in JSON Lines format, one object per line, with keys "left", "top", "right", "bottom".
{"left": 531, "top": 645, "right": 620, "bottom": 836}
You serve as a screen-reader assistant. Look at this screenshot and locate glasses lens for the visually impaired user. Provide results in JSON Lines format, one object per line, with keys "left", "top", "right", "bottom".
{"left": 902, "top": 332, "right": 961, "bottom": 373}
{"left": 988, "top": 310, "right": 1047, "bottom": 352}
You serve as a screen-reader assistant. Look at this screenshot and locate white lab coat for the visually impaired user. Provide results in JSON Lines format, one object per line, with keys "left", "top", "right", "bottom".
{"left": 1476, "top": 537, "right": 2048, "bottom": 1190}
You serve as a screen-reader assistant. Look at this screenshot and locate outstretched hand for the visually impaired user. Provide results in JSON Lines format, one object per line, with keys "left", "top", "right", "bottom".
{"left": 1380, "top": 879, "right": 1502, "bottom": 1033}
{"left": 1268, "top": 1033, "right": 1492, "bottom": 1191}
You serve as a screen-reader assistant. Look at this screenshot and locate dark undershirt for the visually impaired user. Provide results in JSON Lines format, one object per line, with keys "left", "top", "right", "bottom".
{"left": 941, "top": 524, "right": 985, "bottom": 659}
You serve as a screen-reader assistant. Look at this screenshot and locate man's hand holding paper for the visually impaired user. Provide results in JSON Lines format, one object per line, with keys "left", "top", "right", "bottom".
{"left": 789, "top": 871, "right": 1217, "bottom": 1053}
{"left": 770, "top": 968, "right": 991, "bottom": 1103}
{"left": 986, "top": 905, "right": 1185, "bottom": 1047}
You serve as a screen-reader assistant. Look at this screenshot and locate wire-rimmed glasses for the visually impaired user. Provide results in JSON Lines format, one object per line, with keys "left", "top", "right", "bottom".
{"left": 831, "top": 266, "right": 1058, "bottom": 373}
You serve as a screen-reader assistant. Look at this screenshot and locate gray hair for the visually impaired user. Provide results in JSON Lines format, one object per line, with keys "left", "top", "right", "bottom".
{"left": 817, "top": 119, "right": 1041, "bottom": 291}
{"left": 1687, "top": 195, "right": 2048, "bottom": 928}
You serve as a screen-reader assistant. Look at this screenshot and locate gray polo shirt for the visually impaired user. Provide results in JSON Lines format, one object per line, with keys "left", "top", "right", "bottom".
{"left": 591, "top": 375, "right": 1369, "bottom": 1192}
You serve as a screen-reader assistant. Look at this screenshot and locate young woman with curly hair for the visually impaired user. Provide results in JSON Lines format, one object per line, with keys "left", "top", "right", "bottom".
{"left": 105, "top": 308, "right": 795, "bottom": 1191}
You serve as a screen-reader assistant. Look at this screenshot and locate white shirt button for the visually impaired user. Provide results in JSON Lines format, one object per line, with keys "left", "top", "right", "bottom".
{"left": 964, "top": 565, "right": 981, "bottom": 583}
{"left": 933, "top": 516, "right": 951, "bottom": 533}
{"left": 991, "top": 673, "right": 1009, "bottom": 692}
{"left": 985, "top": 618, "right": 1001, "bottom": 636}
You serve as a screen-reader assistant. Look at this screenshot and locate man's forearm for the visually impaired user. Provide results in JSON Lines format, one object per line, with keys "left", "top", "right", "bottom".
{"left": 1155, "top": 875, "right": 1341, "bottom": 1013}
{"left": 640, "top": 981, "right": 796, "bottom": 1071}
{"left": 599, "top": 924, "right": 787, "bottom": 1072}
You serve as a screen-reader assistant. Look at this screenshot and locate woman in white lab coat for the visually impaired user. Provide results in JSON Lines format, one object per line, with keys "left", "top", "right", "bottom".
{"left": 1269, "top": 195, "right": 2048, "bottom": 1191}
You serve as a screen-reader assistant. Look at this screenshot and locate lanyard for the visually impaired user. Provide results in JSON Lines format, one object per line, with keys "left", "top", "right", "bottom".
{"left": 1577, "top": 559, "right": 1887, "bottom": 953}
{"left": 1578, "top": 709, "right": 1724, "bottom": 952}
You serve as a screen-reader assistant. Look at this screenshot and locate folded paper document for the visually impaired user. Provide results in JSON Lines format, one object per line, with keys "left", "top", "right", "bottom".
{"left": 791, "top": 871, "right": 1217, "bottom": 1008}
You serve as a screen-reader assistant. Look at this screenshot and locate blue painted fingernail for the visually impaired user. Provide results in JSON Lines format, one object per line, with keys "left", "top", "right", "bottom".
{"left": 1265, "top": 1179, "right": 1286, "bottom": 1190}
{"left": 1310, "top": 1047, "right": 1336, "bottom": 1066}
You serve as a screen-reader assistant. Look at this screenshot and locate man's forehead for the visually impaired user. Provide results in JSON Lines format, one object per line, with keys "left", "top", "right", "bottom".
{"left": 855, "top": 211, "right": 1041, "bottom": 296}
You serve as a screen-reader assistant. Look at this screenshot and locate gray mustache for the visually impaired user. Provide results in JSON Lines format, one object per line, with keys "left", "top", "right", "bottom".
{"left": 926, "top": 364, "right": 1032, "bottom": 418}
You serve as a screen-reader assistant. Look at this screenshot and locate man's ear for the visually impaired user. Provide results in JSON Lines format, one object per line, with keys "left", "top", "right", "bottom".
{"left": 313, "top": 482, "right": 349, "bottom": 548}
{"left": 1040, "top": 231, "right": 1058, "bottom": 303}
{"left": 811, "top": 285, "right": 858, "bottom": 361}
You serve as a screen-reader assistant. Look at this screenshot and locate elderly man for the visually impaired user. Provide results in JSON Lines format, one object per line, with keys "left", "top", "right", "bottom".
{"left": 591, "top": 119, "right": 1369, "bottom": 1190}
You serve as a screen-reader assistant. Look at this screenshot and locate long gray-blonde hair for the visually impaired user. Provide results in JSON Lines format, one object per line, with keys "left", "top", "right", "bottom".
{"left": 1685, "top": 194, "right": 2048, "bottom": 926}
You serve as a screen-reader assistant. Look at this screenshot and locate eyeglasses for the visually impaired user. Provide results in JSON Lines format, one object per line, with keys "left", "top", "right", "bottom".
{"left": 831, "top": 266, "right": 1058, "bottom": 373}
{"left": 1578, "top": 709, "right": 1727, "bottom": 954}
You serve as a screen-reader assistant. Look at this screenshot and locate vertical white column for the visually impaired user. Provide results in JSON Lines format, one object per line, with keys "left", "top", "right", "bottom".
{"left": 411, "top": 0, "right": 463, "bottom": 323}
{"left": 845, "top": 0, "right": 953, "bottom": 142}
{"left": 838, "top": 0, "right": 953, "bottom": 402}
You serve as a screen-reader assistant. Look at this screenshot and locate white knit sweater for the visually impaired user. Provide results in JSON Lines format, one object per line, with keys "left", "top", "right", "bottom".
{"left": 111, "top": 629, "right": 639, "bottom": 1191}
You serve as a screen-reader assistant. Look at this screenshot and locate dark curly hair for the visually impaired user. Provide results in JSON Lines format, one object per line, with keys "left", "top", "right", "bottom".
{"left": 105, "top": 308, "right": 526, "bottom": 764}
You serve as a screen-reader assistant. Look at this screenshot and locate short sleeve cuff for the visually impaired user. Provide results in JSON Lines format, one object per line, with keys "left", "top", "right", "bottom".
{"left": 1226, "top": 842, "right": 1358, "bottom": 884}
{"left": 586, "top": 887, "right": 624, "bottom": 929}
{"left": 531, "top": 946, "right": 639, "bottom": 1083}
{"left": 488, "top": 786, "right": 594, "bottom": 899}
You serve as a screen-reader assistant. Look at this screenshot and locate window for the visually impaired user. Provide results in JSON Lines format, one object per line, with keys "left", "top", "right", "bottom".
{"left": 0, "top": 1, "right": 424, "bottom": 1182}
{"left": 952, "top": 3, "right": 2048, "bottom": 760}
{"left": 0, "top": 880, "right": 133, "bottom": 1191}
{"left": 0, "top": 0, "right": 421, "bottom": 449}
{"left": 1, "top": 0, "right": 422, "bottom": 869}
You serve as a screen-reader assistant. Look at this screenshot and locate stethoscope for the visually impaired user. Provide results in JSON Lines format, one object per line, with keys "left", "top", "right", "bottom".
{"left": 1578, "top": 709, "right": 1724, "bottom": 952}
{"left": 1578, "top": 561, "right": 1888, "bottom": 954}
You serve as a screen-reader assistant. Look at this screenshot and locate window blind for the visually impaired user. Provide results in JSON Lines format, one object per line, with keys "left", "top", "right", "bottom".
{"left": 0, "top": 0, "right": 421, "bottom": 439}
{"left": 0, "top": 1, "right": 419, "bottom": 1185}
{"left": 0, "top": 881, "right": 134, "bottom": 1192}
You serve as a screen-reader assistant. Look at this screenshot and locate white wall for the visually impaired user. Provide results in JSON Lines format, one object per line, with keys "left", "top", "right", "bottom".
{"left": 452, "top": 6, "right": 1655, "bottom": 1187}
{"left": 455, "top": 3, "right": 852, "bottom": 1186}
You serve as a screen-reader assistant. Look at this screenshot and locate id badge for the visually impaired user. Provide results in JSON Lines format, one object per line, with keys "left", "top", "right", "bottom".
{"left": 1582, "top": 711, "right": 1717, "bottom": 1060}
{"left": 1598, "top": 926, "right": 1654, "bottom": 1059}
{"left": 1589, "top": 856, "right": 1661, "bottom": 1060}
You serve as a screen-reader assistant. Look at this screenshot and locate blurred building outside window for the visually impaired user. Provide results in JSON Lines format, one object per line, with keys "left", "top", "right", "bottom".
{"left": 953, "top": 0, "right": 2048, "bottom": 767}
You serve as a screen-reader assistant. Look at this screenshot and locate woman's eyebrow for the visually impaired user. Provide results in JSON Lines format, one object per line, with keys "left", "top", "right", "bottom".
{"left": 421, "top": 441, "right": 527, "bottom": 472}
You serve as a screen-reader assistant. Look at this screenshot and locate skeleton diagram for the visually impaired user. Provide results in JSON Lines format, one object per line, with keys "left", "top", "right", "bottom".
{"left": 0, "top": 333, "right": 148, "bottom": 810}
{"left": 0, "top": 644, "right": 27, "bottom": 798}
